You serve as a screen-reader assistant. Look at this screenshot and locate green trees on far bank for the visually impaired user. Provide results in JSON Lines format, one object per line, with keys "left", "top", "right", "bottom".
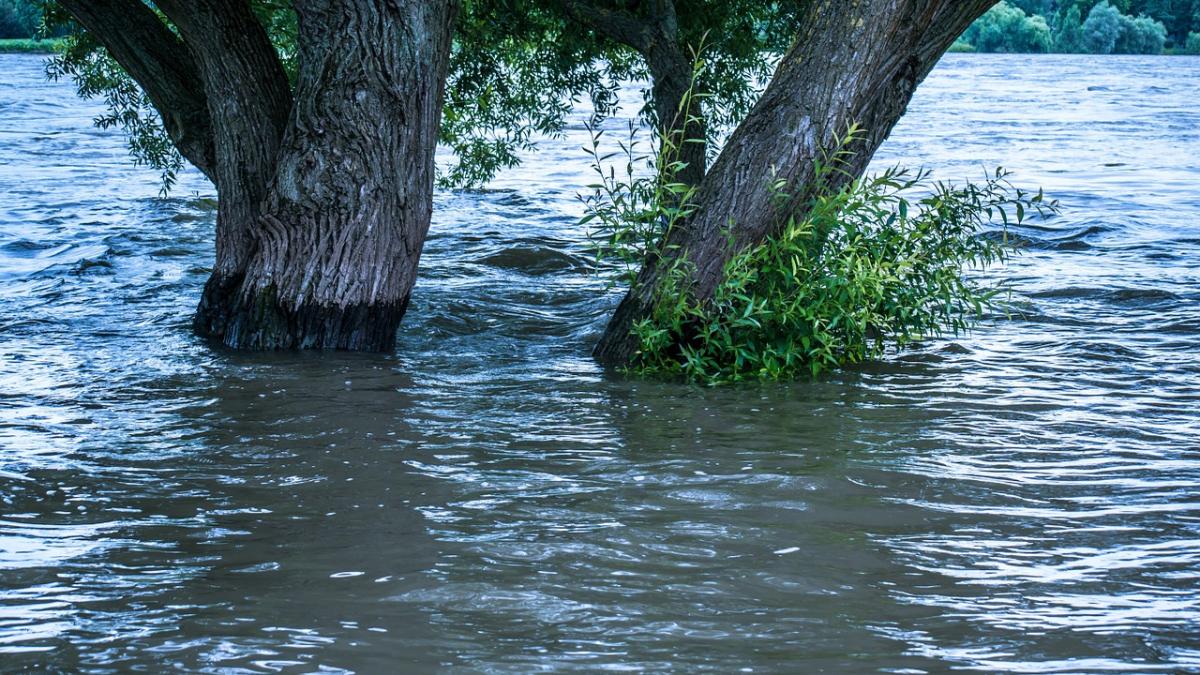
{"left": 1080, "top": 1, "right": 1168, "bottom": 52}
{"left": 955, "top": 0, "right": 1197, "bottom": 53}
{"left": 961, "top": 2, "right": 1054, "bottom": 52}
{"left": 0, "top": 0, "right": 38, "bottom": 39}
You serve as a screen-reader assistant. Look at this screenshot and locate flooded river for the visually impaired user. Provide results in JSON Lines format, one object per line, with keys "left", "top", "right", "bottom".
{"left": 1, "top": 53, "right": 1198, "bottom": 672}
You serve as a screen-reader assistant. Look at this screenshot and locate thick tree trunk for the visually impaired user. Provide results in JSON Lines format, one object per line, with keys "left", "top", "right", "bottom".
{"left": 208, "top": 0, "right": 458, "bottom": 351}
{"left": 594, "top": 0, "right": 997, "bottom": 365}
{"left": 151, "top": 0, "right": 295, "bottom": 340}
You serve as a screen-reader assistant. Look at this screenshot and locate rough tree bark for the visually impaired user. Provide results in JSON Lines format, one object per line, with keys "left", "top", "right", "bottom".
{"left": 61, "top": 0, "right": 459, "bottom": 351}
{"left": 152, "top": 0, "right": 295, "bottom": 341}
{"left": 593, "top": 0, "right": 998, "bottom": 365}
{"left": 554, "top": 0, "right": 707, "bottom": 187}
{"left": 213, "top": 0, "right": 458, "bottom": 350}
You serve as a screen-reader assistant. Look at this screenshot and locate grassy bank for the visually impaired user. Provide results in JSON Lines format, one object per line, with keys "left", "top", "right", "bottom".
{"left": 0, "top": 38, "right": 62, "bottom": 54}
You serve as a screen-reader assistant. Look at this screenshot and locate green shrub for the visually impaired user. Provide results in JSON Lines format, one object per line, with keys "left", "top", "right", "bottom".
{"left": 582, "top": 121, "right": 1058, "bottom": 384}
{"left": 0, "top": 37, "right": 59, "bottom": 53}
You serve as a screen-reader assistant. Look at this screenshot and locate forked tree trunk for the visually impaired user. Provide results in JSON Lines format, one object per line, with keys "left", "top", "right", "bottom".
{"left": 594, "top": 0, "right": 997, "bottom": 365}
{"left": 150, "top": 0, "right": 294, "bottom": 341}
{"left": 206, "top": 0, "right": 457, "bottom": 350}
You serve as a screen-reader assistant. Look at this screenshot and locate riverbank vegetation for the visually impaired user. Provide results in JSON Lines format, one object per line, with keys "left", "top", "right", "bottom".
{"left": 952, "top": 0, "right": 1200, "bottom": 54}
{"left": 0, "top": 38, "right": 59, "bottom": 53}
{"left": 0, "top": 0, "right": 37, "bottom": 39}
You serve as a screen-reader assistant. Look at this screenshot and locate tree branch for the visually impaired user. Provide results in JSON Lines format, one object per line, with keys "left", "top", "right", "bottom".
{"left": 550, "top": 0, "right": 654, "bottom": 52}
{"left": 153, "top": 0, "right": 293, "bottom": 146}
{"left": 149, "top": 0, "right": 294, "bottom": 285}
{"left": 57, "top": 0, "right": 217, "bottom": 181}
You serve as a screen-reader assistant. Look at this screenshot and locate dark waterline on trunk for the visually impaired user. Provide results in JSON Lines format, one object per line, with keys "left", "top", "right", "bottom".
{"left": 1, "top": 54, "right": 1198, "bottom": 672}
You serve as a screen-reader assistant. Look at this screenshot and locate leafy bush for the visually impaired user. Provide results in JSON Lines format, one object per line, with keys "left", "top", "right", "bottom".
{"left": 0, "top": 38, "right": 60, "bottom": 53}
{"left": 962, "top": 1, "right": 1053, "bottom": 53}
{"left": 582, "top": 121, "right": 1057, "bottom": 384}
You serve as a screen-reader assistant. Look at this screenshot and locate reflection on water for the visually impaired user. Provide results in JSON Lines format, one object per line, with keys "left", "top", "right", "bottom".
{"left": 1, "top": 53, "right": 1199, "bottom": 672}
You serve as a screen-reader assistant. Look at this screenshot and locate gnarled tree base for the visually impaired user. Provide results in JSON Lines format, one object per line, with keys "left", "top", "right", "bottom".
{"left": 195, "top": 275, "right": 409, "bottom": 352}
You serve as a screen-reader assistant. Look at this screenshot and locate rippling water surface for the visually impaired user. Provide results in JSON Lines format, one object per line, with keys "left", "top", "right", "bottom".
{"left": 1, "top": 54, "right": 1198, "bottom": 672}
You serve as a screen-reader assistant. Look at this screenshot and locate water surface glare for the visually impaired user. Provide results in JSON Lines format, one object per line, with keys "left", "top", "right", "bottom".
{"left": 1, "top": 54, "right": 1199, "bottom": 672}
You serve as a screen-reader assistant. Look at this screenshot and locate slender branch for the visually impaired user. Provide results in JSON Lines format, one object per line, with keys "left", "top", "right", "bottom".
{"left": 551, "top": 1, "right": 703, "bottom": 183}
{"left": 57, "top": 0, "right": 217, "bottom": 181}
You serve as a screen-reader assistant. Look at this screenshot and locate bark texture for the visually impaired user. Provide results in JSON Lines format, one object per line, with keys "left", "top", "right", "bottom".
{"left": 213, "top": 0, "right": 458, "bottom": 350}
{"left": 594, "top": 0, "right": 998, "bottom": 365}
{"left": 152, "top": 0, "right": 295, "bottom": 339}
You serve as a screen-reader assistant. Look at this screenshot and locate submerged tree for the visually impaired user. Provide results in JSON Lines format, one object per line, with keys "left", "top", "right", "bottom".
{"left": 593, "top": 0, "right": 1002, "bottom": 364}
{"left": 50, "top": 0, "right": 1002, "bottom": 365}
{"left": 56, "top": 0, "right": 457, "bottom": 350}
{"left": 49, "top": 0, "right": 799, "bottom": 352}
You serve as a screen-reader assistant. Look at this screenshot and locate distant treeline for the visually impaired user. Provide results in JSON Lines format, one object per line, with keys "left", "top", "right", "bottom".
{"left": 956, "top": 0, "right": 1200, "bottom": 53}
{"left": 4, "top": 0, "right": 1197, "bottom": 55}
{"left": 0, "top": 0, "right": 39, "bottom": 40}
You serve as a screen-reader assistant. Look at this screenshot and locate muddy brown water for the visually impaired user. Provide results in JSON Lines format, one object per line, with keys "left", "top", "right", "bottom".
{"left": 1, "top": 54, "right": 1198, "bottom": 672}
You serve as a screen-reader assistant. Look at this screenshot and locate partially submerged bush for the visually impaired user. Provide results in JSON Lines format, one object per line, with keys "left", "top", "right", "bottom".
{"left": 635, "top": 161, "right": 1055, "bottom": 383}
{"left": 582, "top": 124, "right": 1057, "bottom": 385}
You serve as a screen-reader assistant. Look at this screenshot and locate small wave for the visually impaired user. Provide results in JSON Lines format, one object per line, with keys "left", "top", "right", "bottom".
{"left": 1029, "top": 287, "right": 1180, "bottom": 306}
{"left": 476, "top": 243, "right": 588, "bottom": 275}
{"left": 1062, "top": 340, "right": 1143, "bottom": 359}
{"left": 0, "top": 239, "right": 53, "bottom": 253}
{"left": 1108, "top": 288, "right": 1180, "bottom": 304}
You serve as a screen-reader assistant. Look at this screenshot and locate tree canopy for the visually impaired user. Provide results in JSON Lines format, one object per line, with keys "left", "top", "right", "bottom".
{"left": 954, "top": 0, "right": 1194, "bottom": 52}
{"left": 39, "top": 0, "right": 801, "bottom": 192}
